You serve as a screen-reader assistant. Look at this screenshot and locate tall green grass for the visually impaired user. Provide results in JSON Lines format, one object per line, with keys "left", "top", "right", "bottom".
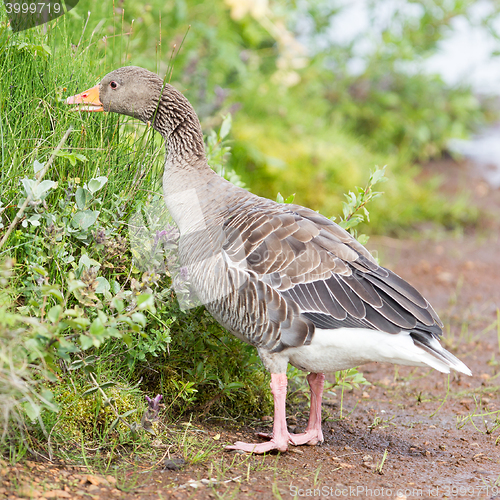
{"left": 0, "top": 15, "right": 271, "bottom": 463}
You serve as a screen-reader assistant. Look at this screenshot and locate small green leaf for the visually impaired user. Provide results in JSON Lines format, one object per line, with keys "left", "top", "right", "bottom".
{"left": 96, "top": 277, "right": 110, "bottom": 293}
{"left": 75, "top": 153, "right": 88, "bottom": 163}
{"left": 79, "top": 334, "right": 94, "bottom": 350}
{"left": 357, "top": 234, "right": 369, "bottom": 245}
{"left": 109, "top": 417, "right": 120, "bottom": 431}
{"left": 136, "top": 293, "right": 155, "bottom": 311}
{"left": 120, "top": 409, "right": 139, "bottom": 418}
{"left": 75, "top": 188, "right": 90, "bottom": 210}
{"left": 370, "top": 166, "right": 387, "bottom": 186}
{"left": 131, "top": 312, "right": 147, "bottom": 327}
{"left": 23, "top": 401, "right": 40, "bottom": 421}
{"left": 32, "top": 265, "right": 48, "bottom": 276}
{"left": 79, "top": 254, "right": 100, "bottom": 270}
{"left": 33, "top": 160, "right": 45, "bottom": 175}
{"left": 69, "top": 360, "right": 84, "bottom": 370}
{"left": 87, "top": 176, "right": 108, "bottom": 194}
{"left": 71, "top": 210, "right": 99, "bottom": 230}
{"left": 90, "top": 318, "right": 105, "bottom": 336}
{"left": 47, "top": 305, "right": 62, "bottom": 323}
{"left": 82, "top": 387, "right": 99, "bottom": 396}
{"left": 111, "top": 298, "right": 125, "bottom": 313}
{"left": 99, "top": 382, "right": 116, "bottom": 390}
{"left": 219, "top": 114, "right": 232, "bottom": 140}
{"left": 41, "top": 285, "right": 64, "bottom": 303}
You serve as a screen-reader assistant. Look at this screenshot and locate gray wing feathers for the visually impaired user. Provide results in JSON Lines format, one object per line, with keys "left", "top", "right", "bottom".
{"left": 219, "top": 197, "right": 442, "bottom": 351}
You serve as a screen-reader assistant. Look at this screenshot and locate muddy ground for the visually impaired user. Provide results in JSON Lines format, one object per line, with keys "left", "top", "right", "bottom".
{"left": 1, "top": 158, "right": 500, "bottom": 499}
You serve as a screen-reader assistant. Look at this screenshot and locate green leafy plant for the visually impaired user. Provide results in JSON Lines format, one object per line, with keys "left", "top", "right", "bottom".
{"left": 337, "top": 165, "right": 388, "bottom": 244}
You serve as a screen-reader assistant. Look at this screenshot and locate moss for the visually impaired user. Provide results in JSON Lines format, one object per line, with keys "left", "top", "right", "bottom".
{"left": 51, "top": 386, "right": 143, "bottom": 442}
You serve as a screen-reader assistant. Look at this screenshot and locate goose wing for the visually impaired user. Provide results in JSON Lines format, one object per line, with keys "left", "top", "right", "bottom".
{"left": 221, "top": 200, "right": 442, "bottom": 351}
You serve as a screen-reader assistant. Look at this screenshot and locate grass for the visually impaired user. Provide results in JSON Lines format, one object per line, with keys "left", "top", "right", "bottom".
{"left": 0, "top": 14, "right": 273, "bottom": 464}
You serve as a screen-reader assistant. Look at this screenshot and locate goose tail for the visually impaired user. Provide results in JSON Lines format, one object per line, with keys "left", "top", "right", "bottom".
{"left": 410, "top": 331, "right": 472, "bottom": 376}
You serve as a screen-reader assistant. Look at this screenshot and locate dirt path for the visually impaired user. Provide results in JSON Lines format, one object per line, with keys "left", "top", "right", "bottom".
{"left": 1, "top": 159, "right": 500, "bottom": 500}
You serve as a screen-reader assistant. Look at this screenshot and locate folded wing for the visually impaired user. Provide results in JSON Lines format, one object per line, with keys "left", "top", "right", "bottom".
{"left": 221, "top": 200, "right": 442, "bottom": 352}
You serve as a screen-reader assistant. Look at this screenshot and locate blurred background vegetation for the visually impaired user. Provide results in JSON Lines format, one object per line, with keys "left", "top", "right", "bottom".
{"left": 1, "top": 0, "right": 499, "bottom": 463}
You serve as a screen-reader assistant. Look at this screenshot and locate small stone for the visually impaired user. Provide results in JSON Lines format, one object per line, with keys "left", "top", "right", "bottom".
{"left": 85, "top": 475, "right": 108, "bottom": 486}
{"left": 163, "top": 458, "right": 186, "bottom": 471}
{"left": 437, "top": 272, "right": 453, "bottom": 284}
{"left": 261, "top": 416, "right": 273, "bottom": 422}
{"left": 44, "top": 491, "right": 71, "bottom": 499}
{"left": 362, "top": 455, "right": 373, "bottom": 462}
{"left": 200, "top": 478, "right": 217, "bottom": 485}
{"left": 18, "top": 484, "right": 41, "bottom": 498}
{"left": 105, "top": 475, "right": 116, "bottom": 485}
{"left": 87, "top": 485, "right": 100, "bottom": 493}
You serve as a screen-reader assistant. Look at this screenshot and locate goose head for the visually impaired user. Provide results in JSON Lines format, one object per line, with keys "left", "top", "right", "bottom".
{"left": 66, "top": 66, "right": 206, "bottom": 158}
{"left": 66, "top": 66, "right": 164, "bottom": 122}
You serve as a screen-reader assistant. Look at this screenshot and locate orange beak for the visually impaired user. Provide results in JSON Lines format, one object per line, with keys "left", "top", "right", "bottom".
{"left": 65, "top": 84, "right": 103, "bottom": 112}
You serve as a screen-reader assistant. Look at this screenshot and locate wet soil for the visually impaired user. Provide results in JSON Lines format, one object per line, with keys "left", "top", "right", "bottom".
{"left": 1, "top": 159, "right": 500, "bottom": 499}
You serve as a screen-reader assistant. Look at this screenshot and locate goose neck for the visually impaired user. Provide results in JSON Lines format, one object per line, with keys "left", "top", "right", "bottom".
{"left": 151, "top": 84, "right": 206, "bottom": 161}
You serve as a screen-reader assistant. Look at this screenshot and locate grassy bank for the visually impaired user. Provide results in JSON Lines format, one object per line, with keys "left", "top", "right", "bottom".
{"left": 0, "top": 0, "right": 496, "bottom": 465}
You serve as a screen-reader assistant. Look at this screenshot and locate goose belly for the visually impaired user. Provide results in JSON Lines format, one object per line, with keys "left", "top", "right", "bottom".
{"left": 286, "top": 327, "right": 431, "bottom": 374}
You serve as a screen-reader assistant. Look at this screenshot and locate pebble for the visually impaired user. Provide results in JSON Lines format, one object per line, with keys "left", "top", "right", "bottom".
{"left": 44, "top": 491, "right": 71, "bottom": 499}
{"left": 163, "top": 458, "right": 186, "bottom": 471}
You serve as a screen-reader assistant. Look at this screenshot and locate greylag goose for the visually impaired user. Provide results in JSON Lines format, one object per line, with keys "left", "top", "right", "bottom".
{"left": 66, "top": 67, "right": 471, "bottom": 454}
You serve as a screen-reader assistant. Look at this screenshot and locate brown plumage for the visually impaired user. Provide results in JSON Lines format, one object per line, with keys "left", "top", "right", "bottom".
{"left": 67, "top": 66, "right": 471, "bottom": 454}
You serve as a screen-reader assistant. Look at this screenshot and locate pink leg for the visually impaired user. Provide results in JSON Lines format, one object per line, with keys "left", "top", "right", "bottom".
{"left": 289, "top": 372, "right": 325, "bottom": 446}
{"left": 225, "top": 372, "right": 325, "bottom": 454}
{"left": 226, "top": 373, "right": 290, "bottom": 453}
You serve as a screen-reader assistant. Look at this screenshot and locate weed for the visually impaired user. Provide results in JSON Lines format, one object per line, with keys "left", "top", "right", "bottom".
{"left": 368, "top": 415, "right": 396, "bottom": 433}
{"left": 455, "top": 395, "right": 500, "bottom": 438}
{"left": 375, "top": 449, "right": 388, "bottom": 475}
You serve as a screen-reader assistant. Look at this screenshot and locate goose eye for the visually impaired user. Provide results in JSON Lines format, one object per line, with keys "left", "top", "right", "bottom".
{"left": 110, "top": 81, "right": 118, "bottom": 89}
